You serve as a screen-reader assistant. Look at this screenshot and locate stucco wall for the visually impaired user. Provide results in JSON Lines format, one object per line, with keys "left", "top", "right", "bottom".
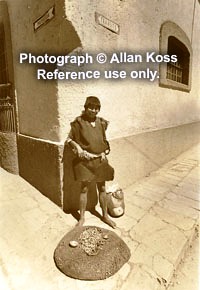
{"left": 5, "top": 0, "right": 81, "bottom": 141}
{"left": 4, "top": 0, "right": 200, "bottom": 143}
{"left": 109, "top": 121, "right": 200, "bottom": 189}
{"left": 57, "top": 0, "right": 200, "bottom": 141}
{"left": 0, "top": 133, "right": 18, "bottom": 174}
{"left": 17, "top": 134, "right": 63, "bottom": 206}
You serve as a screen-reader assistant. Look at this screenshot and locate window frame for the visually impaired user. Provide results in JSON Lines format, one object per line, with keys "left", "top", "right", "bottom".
{"left": 159, "top": 21, "right": 192, "bottom": 92}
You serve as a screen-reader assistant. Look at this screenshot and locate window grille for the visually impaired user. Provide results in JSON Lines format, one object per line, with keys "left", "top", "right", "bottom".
{"left": 0, "top": 26, "right": 16, "bottom": 132}
{"left": 0, "top": 94, "right": 16, "bottom": 132}
{"left": 167, "top": 61, "right": 183, "bottom": 83}
{"left": 167, "top": 36, "right": 189, "bottom": 85}
{"left": 159, "top": 22, "right": 192, "bottom": 92}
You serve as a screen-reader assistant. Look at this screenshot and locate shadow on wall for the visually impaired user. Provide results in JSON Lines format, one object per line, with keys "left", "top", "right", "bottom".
{"left": 62, "top": 144, "right": 98, "bottom": 213}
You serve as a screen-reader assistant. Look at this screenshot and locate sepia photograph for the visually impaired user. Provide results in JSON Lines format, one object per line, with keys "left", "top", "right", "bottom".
{"left": 0, "top": 1, "right": 199, "bottom": 289}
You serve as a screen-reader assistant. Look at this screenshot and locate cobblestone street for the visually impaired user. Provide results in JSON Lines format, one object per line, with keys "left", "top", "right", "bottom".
{"left": 0, "top": 144, "right": 199, "bottom": 290}
{"left": 168, "top": 236, "right": 199, "bottom": 290}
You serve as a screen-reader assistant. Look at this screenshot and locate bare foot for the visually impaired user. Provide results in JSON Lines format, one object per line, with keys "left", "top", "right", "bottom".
{"left": 76, "top": 218, "right": 85, "bottom": 227}
{"left": 102, "top": 216, "right": 116, "bottom": 229}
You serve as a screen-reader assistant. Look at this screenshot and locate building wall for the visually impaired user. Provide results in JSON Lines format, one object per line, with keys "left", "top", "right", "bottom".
{"left": 1, "top": 0, "right": 199, "bottom": 209}
{"left": 0, "top": 133, "right": 18, "bottom": 173}
{"left": 60, "top": 0, "right": 200, "bottom": 209}
{"left": 4, "top": 0, "right": 200, "bottom": 141}
{"left": 6, "top": 0, "right": 81, "bottom": 141}
{"left": 58, "top": 0, "right": 200, "bottom": 141}
{"left": 17, "top": 134, "right": 63, "bottom": 205}
{"left": 109, "top": 122, "right": 200, "bottom": 189}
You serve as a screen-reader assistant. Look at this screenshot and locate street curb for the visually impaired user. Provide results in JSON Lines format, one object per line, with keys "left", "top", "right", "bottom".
{"left": 157, "top": 223, "right": 199, "bottom": 290}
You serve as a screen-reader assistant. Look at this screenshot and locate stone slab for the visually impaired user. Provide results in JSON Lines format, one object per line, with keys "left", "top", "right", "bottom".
{"left": 120, "top": 265, "right": 160, "bottom": 290}
{"left": 130, "top": 214, "right": 188, "bottom": 264}
{"left": 166, "top": 192, "right": 200, "bottom": 210}
{"left": 159, "top": 199, "right": 199, "bottom": 220}
{"left": 172, "top": 186, "right": 200, "bottom": 201}
{"left": 150, "top": 205, "right": 196, "bottom": 231}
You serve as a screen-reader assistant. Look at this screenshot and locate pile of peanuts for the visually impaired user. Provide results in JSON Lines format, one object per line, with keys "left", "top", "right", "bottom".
{"left": 79, "top": 227, "right": 107, "bottom": 256}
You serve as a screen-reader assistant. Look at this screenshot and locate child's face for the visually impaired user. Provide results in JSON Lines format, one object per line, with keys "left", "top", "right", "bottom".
{"left": 85, "top": 105, "right": 100, "bottom": 118}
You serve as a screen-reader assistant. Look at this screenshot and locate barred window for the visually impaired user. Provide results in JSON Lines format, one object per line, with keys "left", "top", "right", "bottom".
{"left": 167, "top": 61, "right": 183, "bottom": 83}
{"left": 159, "top": 21, "right": 192, "bottom": 92}
{"left": 0, "top": 24, "right": 16, "bottom": 132}
{"left": 0, "top": 24, "right": 9, "bottom": 99}
{"left": 167, "top": 36, "right": 189, "bottom": 85}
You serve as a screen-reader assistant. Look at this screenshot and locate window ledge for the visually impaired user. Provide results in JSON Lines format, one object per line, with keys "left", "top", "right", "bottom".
{"left": 159, "top": 78, "right": 191, "bottom": 92}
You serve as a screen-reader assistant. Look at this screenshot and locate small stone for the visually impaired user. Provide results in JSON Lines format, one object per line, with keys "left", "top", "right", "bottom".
{"left": 69, "top": 240, "right": 78, "bottom": 247}
{"left": 103, "top": 234, "right": 109, "bottom": 239}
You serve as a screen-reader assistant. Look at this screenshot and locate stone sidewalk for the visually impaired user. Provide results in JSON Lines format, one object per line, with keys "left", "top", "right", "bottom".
{"left": 0, "top": 144, "right": 199, "bottom": 290}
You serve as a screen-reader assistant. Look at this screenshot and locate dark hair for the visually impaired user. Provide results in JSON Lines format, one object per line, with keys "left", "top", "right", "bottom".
{"left": 84, "top": 96, "right": 101, "bottom": 109}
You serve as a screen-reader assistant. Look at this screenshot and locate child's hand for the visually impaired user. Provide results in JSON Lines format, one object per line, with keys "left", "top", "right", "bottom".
{"left": 76, "top": 146, "right": 85, "bottom": 159}
{"left": 100, "top": 152, "right": 106, "bottom": 161}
